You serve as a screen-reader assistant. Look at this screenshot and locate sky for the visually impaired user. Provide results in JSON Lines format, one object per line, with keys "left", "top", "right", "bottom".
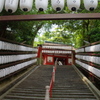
{"left": 34, "top": 24, "right": 58, "bottom": 42}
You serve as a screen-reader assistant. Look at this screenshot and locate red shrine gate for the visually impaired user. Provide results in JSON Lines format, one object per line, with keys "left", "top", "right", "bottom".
{"left": 37, "top": 42, "right": 75, "bottom": 65}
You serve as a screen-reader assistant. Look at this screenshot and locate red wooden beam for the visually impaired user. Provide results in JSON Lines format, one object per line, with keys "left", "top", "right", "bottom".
{"left": 0, "top": 13, "right": 100, "bottom": 21}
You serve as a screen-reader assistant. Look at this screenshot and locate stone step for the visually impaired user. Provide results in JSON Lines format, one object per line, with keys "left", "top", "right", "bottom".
{"left": 52, "top": 89, "right": 91, "bottom": 93}
{"left": 13, "top": 87, "right": 45, "bottom": 91}
{"left": 52, "top": 94, "right": 96, "bottom": 99}
{"left": 52, "top": 92, "right": 94, "bottom": 96}
{"left": 3, "top": 95, "right": 44, "bottom": 100}
{"left": 51, "top": 98, "right": 96, "bottom": 100}
{"left": 11, "top": 89, "right": 46, "bottom": 93}
{"left": 6, "top": 93, "right": 45, "bottom": 97}
{"left": 53, "top": 87, "right": 90, "bottom": 90}
{"left": 11, "top": 90, "right": 45, "bottom": 94}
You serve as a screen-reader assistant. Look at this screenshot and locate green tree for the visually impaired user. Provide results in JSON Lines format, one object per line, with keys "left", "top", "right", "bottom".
{"left": 0, "top": 1, "right": 100, "bottom": 47}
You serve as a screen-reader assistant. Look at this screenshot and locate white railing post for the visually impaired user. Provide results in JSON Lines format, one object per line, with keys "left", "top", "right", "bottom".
{"left": 45, "top": 86, "right": 50, "bottom": 100}
{"left": 53, "top": 66, "right": 55, "bottom": 82}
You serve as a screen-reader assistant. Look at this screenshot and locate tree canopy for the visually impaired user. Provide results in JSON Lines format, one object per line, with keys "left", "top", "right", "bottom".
{"left": 0, "top": 1, "right": 100, "bottom": 48}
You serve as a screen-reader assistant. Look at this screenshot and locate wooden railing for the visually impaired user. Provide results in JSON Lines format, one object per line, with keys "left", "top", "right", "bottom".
{"left": 0, "top": 38, "right": 38, "bottom": 81}
{"left": 75, "top": 41, "right": 100, "bottom": 83}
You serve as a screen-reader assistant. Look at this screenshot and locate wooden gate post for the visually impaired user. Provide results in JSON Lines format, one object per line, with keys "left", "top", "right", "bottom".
{"left": 72, "top": 50, "right": 75, "bottom": 65}
{"left": 37, "top": 45, "right": 42, "bottom": 65}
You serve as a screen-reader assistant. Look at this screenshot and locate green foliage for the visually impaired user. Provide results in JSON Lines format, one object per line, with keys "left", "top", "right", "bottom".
{"left": 0, "top": 1, "right": 100, "bottom": 47}
{"left": 89, "top": 28, "right": 100, "bottom": 43}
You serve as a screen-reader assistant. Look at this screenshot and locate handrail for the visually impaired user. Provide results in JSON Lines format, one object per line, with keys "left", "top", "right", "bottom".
{"left": 49, "top": 59, "right": 57, "bottom": 98}
{"left": 49, "top": 66, "right": 56, "bottom": 98}
{"left": 45, "top": 59, "right": 57, "bottom": 100}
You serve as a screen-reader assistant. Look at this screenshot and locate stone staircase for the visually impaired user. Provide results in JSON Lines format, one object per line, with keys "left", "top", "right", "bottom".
{"left": 2, "top": 65, "right": 53, "bottom": 100}
{"left": 1, "top": 65, "right": 97, "bottom": 100}
{"left": 51, "top": 65, "right": 97, "bottom": 100}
